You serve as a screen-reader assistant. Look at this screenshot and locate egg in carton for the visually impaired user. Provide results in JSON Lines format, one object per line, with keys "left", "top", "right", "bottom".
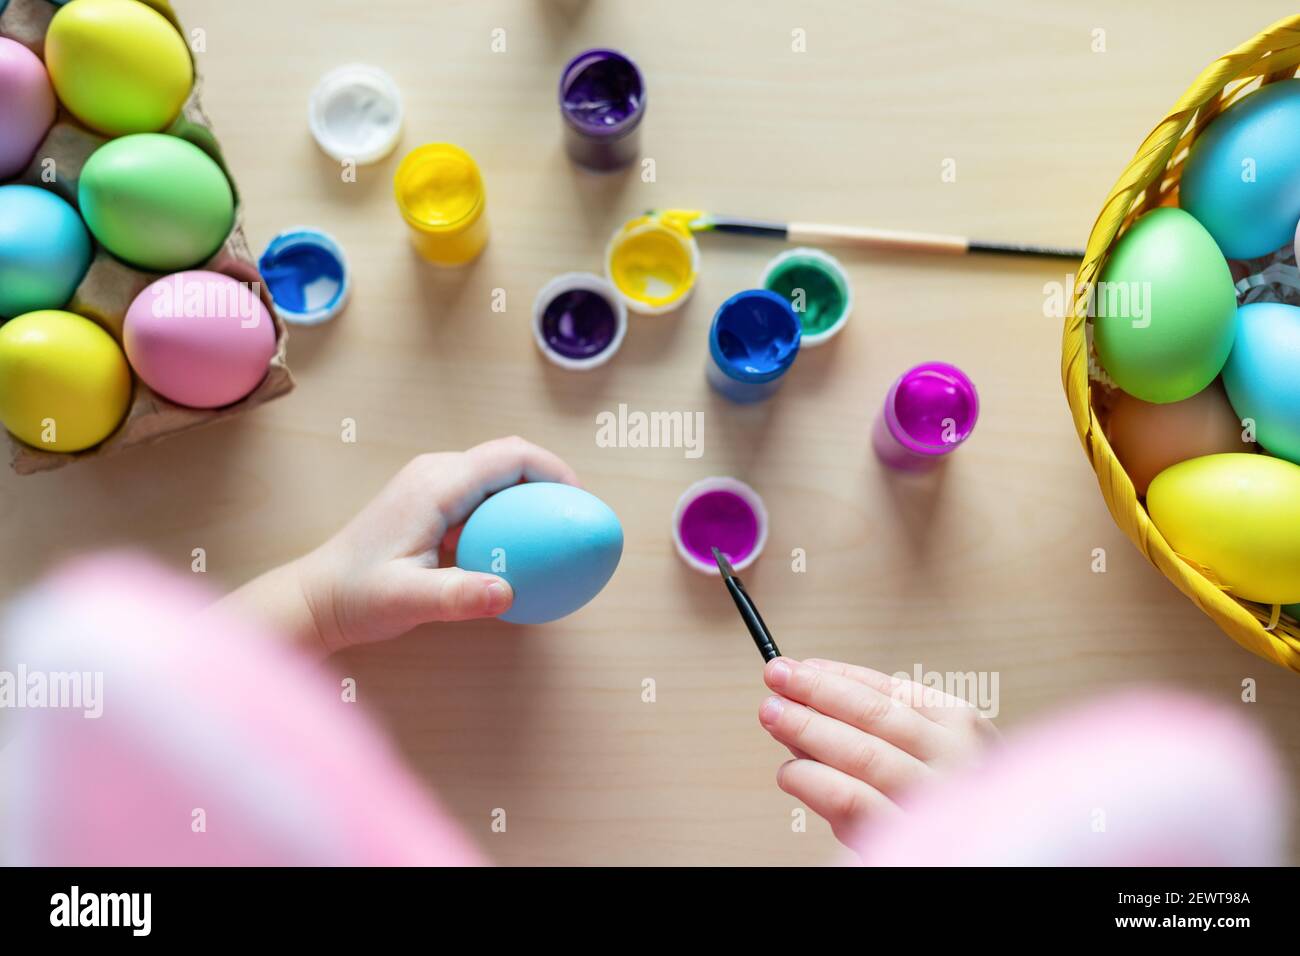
{"left": 1, "top": 0, "right": 293, "bottom": 475}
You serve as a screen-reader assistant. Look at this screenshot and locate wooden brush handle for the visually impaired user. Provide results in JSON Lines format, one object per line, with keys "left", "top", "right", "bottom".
{"left": 788, "top": 222, "right": 969, "bottom": 255}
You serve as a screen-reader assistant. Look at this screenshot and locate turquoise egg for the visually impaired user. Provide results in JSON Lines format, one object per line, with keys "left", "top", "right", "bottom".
{"left": 456, "top": 482, "right": 623, "bottom": 624}
{"left": 0, "top": 185, "right": 92, "bottom": 320}
{"left": 1182, "top": 79, "right": 1300, "bottom": 260}
{"left": 78, "top": 133, "right": 234, "bottom": 272}
{"left": 1222, "top": 302, "right": 1300, "bottom": 464}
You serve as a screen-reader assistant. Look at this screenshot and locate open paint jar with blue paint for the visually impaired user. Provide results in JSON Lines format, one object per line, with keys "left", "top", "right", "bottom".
{"left": 258, "top": 228, "right": 350, "bottom": 325}
{"left": 706, "top": 289, "right": 802, "bottom": 403}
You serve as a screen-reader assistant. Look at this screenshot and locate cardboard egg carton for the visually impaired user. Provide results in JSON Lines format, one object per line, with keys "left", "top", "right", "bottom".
{"left": 1, "top": 0, "right": 293, "bottom": 475}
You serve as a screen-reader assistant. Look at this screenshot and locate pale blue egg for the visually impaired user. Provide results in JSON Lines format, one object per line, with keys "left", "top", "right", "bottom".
{"left": 0, "top": 184, "right": 92, "bottom": 320}
{"left": 1222, "top": 302, "right": 1300, "bottom": 464}
{"left": 1182, "top": 79, "right": 1300, "bottom": 260}
{"left": 456, "top": 482, "right": 623, "bottom": 624}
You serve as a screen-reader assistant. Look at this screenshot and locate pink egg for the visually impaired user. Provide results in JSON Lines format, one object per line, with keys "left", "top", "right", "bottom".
{"left": 0, "top": 38, "right": 57, "bottom": 180}
{"left": 124, "top": 271, "right": 277, "bottom": 408}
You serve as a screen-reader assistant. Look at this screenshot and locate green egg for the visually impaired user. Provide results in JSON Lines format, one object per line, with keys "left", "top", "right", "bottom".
{"left": 1093, "top": 207, "right": 1237, "bottom": 404}
{"left": 78, "top": 134, "right": 234, "bottom": 272}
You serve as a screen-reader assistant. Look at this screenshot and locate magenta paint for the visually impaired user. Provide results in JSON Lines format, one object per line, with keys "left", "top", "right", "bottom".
{"left": 873, "top": 361, "right": 979, "bottom": 470}
{"left": 559, "top": 49, "right": 645, "bottom": 171}
{"left": 672, "top": 477, "right": 768, "bottom": 574}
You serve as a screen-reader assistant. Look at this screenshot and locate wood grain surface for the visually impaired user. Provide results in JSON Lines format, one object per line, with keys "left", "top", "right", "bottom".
{"left": 1, "top": 0, "right": 1296, "bottom": 865}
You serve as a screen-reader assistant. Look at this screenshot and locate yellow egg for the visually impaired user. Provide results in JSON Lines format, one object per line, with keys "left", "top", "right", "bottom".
{"left": 45, "top": 0, "right": 194, "bottom": 136}
{"left": 1147, "top": 453, "right": 1300, "bottom": 604}
{"left": 0, "top": 310, "right": 132, "bottom": 452}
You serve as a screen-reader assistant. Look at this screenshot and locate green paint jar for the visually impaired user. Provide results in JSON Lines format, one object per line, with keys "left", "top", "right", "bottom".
{"left": 760, "top": 247, "right": 852, "bottom": 346}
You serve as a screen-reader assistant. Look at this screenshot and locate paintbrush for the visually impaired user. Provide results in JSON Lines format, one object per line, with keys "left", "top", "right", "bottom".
{"left": 712, "top": 547, "right": 781, "bottom": 663}
{"left": 646, "top": 208, "right": 1084, "bottom": 261}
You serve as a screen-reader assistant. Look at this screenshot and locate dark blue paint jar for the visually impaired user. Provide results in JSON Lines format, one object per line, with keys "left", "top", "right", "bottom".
{"left": 706, "top": 289, "right": 802, "bottom": 403}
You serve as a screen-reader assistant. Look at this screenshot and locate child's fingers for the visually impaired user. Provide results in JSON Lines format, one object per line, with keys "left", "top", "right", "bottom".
{"left": 382, "top": 564, "right": 514, "bottom": 625}
{"left": 776, "top": 758, "right": 902, "bottom": 842}
{"left": 759, "top": 695, "right": 934, "bottom": 797}
{"left": 765, "top": 657, "right": 948, "bottom": 761}
{"left": 408, "top": 437, "right": 581, "bottom": 534}
{"left": 803, "top": 657, "right": 980, "bottom": 729}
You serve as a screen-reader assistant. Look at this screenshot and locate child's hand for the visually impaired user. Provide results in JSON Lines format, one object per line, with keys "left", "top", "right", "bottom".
{"left": 758, "top": 657, "right": 999, "bottom": 846}
{"left": 215, "top": 437, "right": 579, "bottom": 657}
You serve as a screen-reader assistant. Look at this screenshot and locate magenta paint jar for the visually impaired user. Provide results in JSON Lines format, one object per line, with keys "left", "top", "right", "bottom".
{"left": 872, "top": 362, "right": 979, "bottom": 471}
{"left": 559, "top": 49, "right": 645, "bottom": 172}
{"left": 672, "top": 477, "right": 769, "bottom": 574}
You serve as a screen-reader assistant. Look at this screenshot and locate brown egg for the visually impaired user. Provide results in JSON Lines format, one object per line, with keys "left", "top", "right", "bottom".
{"left": 1105, "top": 380, "right": 1252, "bottom": 496}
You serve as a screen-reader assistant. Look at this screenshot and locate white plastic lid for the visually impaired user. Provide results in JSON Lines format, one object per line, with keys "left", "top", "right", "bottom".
{"left": 308, "top": 64, "right": 404, "bottom": 165}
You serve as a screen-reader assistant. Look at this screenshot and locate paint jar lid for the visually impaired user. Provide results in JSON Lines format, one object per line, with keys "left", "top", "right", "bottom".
{"left": 672, "top": 477, "right": 769, "bottom": 575}
{"left": 884, "top": 361, "right": 979, "bottom": 455}
{"left": 708, "top": 289, "right": 802, "bottom": 384}
{"left": 532, "top": 272, "right": 627, "bottom": 370}
{"left": 308, "top": 64, "right": 404, "bottom": 165}
{"left": 559, "top": 48, "right": 646, "bottom": 139}
{"left": 604, "top": 215, "right": 699, "bottom": 315}
{"left": 760, "top": 247, "right": 853, "bottom": 347}
{"left": 258, "top": 227, "right": 350, "bottom": 325}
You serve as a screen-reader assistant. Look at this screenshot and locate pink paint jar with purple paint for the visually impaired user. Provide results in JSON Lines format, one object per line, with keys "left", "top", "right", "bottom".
{"left": 872, "top": 361, "right": 979, "bottom": 471}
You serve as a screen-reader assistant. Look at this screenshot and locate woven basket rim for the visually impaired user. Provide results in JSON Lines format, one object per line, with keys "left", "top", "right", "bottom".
{"left": 1061, "top": 13, "right": 1300, "bottom": 672}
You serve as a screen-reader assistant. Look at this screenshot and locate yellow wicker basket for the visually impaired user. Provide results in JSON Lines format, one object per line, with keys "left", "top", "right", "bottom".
{"left": 1063, "top": 14, "right": 1300, "bottom": 673}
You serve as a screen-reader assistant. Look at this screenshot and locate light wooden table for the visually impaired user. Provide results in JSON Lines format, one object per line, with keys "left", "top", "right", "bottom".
{"left": 2, "top": 0, "right": 1297, "bottom": 865}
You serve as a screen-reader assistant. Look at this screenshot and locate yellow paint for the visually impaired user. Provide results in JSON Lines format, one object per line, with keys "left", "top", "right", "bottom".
{"left": 606, "top": 215, "right": 698, "bottom": 312}
{"left": 0, "top": 310, "right": 132, "bottom": 452}
{"left": 393, "top": 144, "right": 489, "bottom": 266}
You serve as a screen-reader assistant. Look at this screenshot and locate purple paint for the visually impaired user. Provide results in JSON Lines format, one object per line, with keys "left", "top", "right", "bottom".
{"left": 680, "top": 490, "right": 760, "bottom": 566}
{"left": 541, "top": 288, "right": 618, "bottom": 360}
{"left": 559, "top": 49, "right": 645, "bottom": 171}
{"left": 873, "top": 361, "right": 979, "bottom": 471}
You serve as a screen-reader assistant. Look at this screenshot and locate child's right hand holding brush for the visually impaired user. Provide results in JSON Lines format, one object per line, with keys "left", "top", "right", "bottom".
{"left": 758, "top": 657, "right": 999, "bottom": 847}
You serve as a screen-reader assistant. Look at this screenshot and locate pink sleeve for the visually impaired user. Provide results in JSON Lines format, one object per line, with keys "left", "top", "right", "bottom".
{"left": 0, "top": 552, "right": 484, "bottom": 866}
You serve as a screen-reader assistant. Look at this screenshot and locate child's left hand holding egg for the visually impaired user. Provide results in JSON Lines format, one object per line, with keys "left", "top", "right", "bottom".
{"left": 758, "top": 657, "right": 999, "bottom": 847}
{"left": 212, "top": 437, "right": 580, "bottom": 657}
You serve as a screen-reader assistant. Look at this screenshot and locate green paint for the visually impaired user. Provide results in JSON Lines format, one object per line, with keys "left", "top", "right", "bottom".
{"left": 763, "top": 255, "right": 848, "bottom": 337}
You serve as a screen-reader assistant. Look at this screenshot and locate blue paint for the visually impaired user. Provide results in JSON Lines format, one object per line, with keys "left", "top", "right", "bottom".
{"left": 257, "top": 228, "right": 349, "bottom": 325}
{"left": 706, "top": 289, "right": 801, "bottom": 403}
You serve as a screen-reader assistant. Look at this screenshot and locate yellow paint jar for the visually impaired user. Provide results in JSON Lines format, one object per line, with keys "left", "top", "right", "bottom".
{"left": 393, "top": 143, "right": 488, "bottom": 266}
{"left": 604, "top": 214, "right": 699, "bottom": 315}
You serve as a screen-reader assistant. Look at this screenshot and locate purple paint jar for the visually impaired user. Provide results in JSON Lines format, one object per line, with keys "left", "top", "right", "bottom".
{"left": 672, "top": 477, "right": 769, "bottom": 574}
{"left": 532, "top": 272, "right": 627, "bottom": 370}
{"left": 873, "top": 362, "right": 979, "bottom": 471}
{"left": 559, "top": 49, "right": 645, "bottom": 172}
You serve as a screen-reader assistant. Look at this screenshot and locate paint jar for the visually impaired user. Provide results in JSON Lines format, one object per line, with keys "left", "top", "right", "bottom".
{"left": 393, "top": 143, "right": 488, "bottom": 266}
{"left": 760, "top": 247, "right": 852, "bottom": 346}
{"left": 308, "top": 64, "right": 403, "bottom": 165}
{"left": 559, "top": 48, "right": 645, "bottom": 171}
{"left": 706, "top": 289, "right": 802, "bottom": 403}
{"left": 873, "top": 362, "right": 979, "bottom": 471}
{"left": 605, "top": 215, "right": 698, "bottom": 315}
{"left": 532, "top": 272, "right": 627, "bottom": 370}
{"left": 673, "top": 477, "right": 769, "bottom": 574}
{"left": 258, "top": 227, "right": 350, "bottom": 325}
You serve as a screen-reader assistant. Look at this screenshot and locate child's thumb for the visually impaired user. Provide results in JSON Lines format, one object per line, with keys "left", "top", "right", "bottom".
{"left": 396, "top": 566, "right": 514, "bottom": 623}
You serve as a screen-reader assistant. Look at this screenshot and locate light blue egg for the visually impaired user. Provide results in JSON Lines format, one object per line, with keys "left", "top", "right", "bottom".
{"left": 0, "top": 184, "right": 92, "bottom": 320}
{"left": 1222, "top": 302, "right": 1300, "bottom": 463}
{"left": 456, "top": 482, "right": 623, "bottom": 624}
{"left": 1181, "top": 80, "right": 1300, "bottom": 260}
